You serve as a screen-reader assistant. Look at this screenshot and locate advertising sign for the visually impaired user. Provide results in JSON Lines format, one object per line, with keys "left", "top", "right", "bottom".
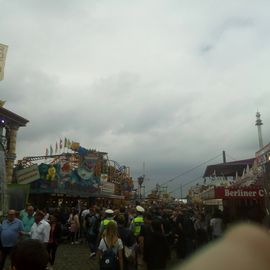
{"left": 200, "top": 187, "right": 215, "bottom": 200}
{"left": 16, "top": 165, "right": 40, "bottom": 184}
{"left": 101, "top": 182, "right": 115, "bottom": 194}
{"left": 215, "top": 187, "right": 264, "bottom": 199}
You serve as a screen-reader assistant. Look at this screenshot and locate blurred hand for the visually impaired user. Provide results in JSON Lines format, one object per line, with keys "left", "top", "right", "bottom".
{"left": 177, "top": 224, "right": 270, "bottom": 270}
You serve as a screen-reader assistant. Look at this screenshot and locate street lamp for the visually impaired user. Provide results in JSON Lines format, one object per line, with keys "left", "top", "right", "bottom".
{"left": 138, "top": 176, "right": 144, "bottom": 202}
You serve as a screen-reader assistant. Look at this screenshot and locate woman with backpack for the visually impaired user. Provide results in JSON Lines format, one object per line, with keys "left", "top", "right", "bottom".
{"left": 97, "top": 221, "right": 124, "bottom": 270}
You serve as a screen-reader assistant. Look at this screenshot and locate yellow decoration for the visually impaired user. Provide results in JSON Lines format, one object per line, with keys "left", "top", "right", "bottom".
{"left": 47, "top": 165, "right": 56, "bottom": 181}
{"left": 70, "top": 141, "right": 80, "bottom": 151}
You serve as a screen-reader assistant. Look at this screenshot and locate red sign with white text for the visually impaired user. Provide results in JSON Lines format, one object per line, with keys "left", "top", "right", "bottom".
{"left": 214, "top": 187, "right": 264, "bottom": 199}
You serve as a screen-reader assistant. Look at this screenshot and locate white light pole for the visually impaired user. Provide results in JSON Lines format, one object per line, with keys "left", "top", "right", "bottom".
{"left": 255, "top": 111, "right": 264, "bottom": 149}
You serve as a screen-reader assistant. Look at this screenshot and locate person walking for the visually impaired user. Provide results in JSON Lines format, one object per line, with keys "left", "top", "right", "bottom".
{"left": 47, "top": 215, "right": 62, "bottom": 270}
{"left": 98, "top": 221, "right": 124, "bottom": 270}
{"left": 85, "top": 206, "right": 100, "bottom": 258}
{"left": 10, "top": 239, "right": 49, "bottom": 270}
{"left": 210, "top": 209, "right": 224, "bottom": 240}
{"left": 99, "top": 209, "right": 116, "bottom": 235}
{"left": 143, "top": 219, "right": 170, "bottom": 270}
{"left": 0, "top": 209, "right": 24, "bottom": 270}
{"left": 20, "top": 205, "right": 35, "bottom": 239}
{"left": 116, "top": 214, "right": 135, "bottom": 270}
{"left": 68, "top": 208, "right": 80, "bottom": 244}
{"left": 30, "top": 210, "right": 51, "bottom": 245}
{"left": 19, "top": 203, "right": 31, "bottom": 220}
{"left": 129, "top": 206, "right": 144, "bottom": 237}
{"left": 194, "top": 213, "right": 208, "bottom": 248}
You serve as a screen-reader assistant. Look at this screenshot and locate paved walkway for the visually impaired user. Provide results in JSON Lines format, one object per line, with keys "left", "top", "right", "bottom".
{"left": 3, "top": 241, "right": 181, "bottom": 270}
{"left": 2, "top": 241, "right": 98, "bottom": 270}
{"left": 53, "top": 242, "right": 98, "bottom": 270}
{"left": 53, "top": 241, "right": 181, "bottom": 270}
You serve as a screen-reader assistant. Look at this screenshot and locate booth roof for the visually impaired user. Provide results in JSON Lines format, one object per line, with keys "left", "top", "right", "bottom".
{"left": 30, "top": 189, "right": 125, "bottom": 200}
{"left": 203, "top": 158, "right": 255, "bottom": 178}
{"left": 0, "top": 106, "right": 29, "bottom": 127}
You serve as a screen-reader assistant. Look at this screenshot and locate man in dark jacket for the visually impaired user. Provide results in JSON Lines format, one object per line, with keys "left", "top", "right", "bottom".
{"left": 143, "top": 220, "right": 170, "bottom": 270}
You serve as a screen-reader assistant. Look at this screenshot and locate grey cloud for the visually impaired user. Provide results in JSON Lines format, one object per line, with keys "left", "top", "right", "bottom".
{"left": 1, "top": 1, "right": 270, "bottom": 195}
{"left": 199, "top": 16, "right": 255, "bottom": 55}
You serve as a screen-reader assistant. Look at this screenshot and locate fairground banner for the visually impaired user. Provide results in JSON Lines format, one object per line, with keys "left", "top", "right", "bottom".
{"left": 16, "top": 165, "right": 40, "bottom": 184}
{"left": 100, "top": 182, "right": 115, "bottom": 194}
{"left": 215, "top": 187, "right": 264, "bottom": 199}
{"left": 201, "top": 186, "right": 265, "bottom": 200}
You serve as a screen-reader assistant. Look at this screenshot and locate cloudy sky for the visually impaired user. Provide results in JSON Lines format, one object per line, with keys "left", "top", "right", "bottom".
{"left": 1, "top": 0, "right": 270, "bottom": 196}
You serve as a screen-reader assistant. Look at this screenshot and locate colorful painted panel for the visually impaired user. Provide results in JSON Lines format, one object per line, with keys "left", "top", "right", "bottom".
{"left": 30, "top": 149, "right": 101, "bottom": 196}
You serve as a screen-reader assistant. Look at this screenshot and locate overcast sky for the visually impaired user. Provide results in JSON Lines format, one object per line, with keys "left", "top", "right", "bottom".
{"left": 1, "top": 0, "right": 270, "bottom": 196}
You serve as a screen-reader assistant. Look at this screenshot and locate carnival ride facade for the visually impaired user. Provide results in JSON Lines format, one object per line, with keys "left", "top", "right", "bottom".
{"left": 15, "top": 143, "right": 134, "bottom": 206}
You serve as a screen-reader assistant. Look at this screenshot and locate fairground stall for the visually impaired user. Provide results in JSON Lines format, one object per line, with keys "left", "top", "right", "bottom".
{"left": 200, "top": 158, "right": 266, "bottom": 223}
{"left": 200, "top": 185, "right": 265, "bottom": 223}
{"left": 13, "top": 142, "right": 134, "bottom": 209}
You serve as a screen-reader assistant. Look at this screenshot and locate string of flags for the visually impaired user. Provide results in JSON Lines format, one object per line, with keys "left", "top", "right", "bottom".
{"left": 45, "top": 138, "right": 73, "bottom": 156}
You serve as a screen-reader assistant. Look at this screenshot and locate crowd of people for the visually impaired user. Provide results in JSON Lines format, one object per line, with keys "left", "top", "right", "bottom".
{"left": 0, "top": 200, "right": 227, "bottom": 270}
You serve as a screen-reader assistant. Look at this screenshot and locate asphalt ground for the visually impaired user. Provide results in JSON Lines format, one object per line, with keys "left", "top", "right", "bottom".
{"left": 3, "top": 241, "right": 181, "bottom": 270}
{"left": 2, "top": 241, "right": 98, "bottom": 270}
{"left": 53, "top": 241, "right": 98, "bottom": 270}
{"left": 52, "top": 241, "right": 181, "bottom": 270}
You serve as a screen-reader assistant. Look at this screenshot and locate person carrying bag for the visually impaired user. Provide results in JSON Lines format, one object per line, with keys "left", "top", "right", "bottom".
{"left": 97, "top": 221, "right": 124, "bottom": 270}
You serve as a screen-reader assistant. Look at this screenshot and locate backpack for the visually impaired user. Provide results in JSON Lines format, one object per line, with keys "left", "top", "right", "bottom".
{"left": 100, "top": 239, "right": 118, "bottom": 270}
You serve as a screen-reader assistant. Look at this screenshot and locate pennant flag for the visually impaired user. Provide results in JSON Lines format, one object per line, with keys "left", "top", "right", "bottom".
{"left": 55, "top": 142, "right": 58, "bottom": 153}
{"left": 60, "top": 138, "right": 63, "bottom": 149}
{"left": 64, "top": 138, "right": 67, "bottom": 148}
{"left": 50, "top": 145, "right": 53, "bottom": 156}
{"left": 0, "top": 43, "right": 8, "bottom": 81}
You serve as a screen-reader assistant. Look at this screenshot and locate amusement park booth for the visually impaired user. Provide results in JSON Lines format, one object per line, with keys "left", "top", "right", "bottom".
{"left": 201, "top": 158, "right": 265, "bottom": 223}
{"left": 14, "top": 146, "right": 131, "bottom": 209}
{"left": 200, "top": 185, "right": 265, "bottom": 223}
